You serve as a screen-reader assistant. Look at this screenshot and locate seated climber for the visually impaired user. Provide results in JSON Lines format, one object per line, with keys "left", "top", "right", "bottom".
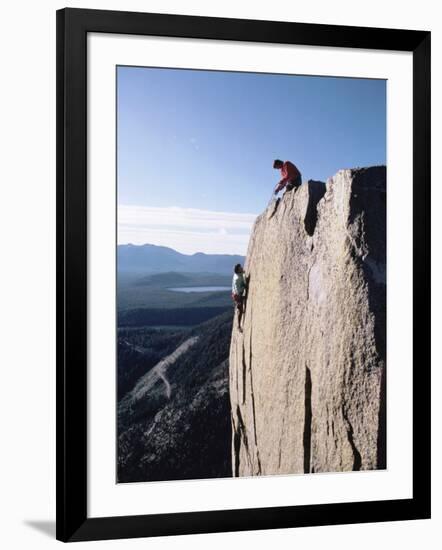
{"left": 231, "top": 263, "right": 248, "bottom": 333}
{"left": 273, "top": 159, "right": 302, "bottom": 195}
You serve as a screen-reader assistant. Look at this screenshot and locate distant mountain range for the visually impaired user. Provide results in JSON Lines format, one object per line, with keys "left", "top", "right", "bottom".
{"left": 118, "top": 243, "right": 245, "bottom": 274}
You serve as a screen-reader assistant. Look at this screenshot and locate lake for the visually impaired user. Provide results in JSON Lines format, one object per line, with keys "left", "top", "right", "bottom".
{"left": 168, "top": 286, "right": 231, "bottom": 293}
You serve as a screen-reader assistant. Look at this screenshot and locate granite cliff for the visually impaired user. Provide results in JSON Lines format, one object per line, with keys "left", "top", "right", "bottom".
{"left": 229, "top": 166, "right": 386, "bottom": 476}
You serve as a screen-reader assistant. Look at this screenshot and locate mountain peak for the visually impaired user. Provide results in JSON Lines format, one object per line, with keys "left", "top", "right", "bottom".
{"left": 118, "top": 242, "right": 245, "bottom": 274}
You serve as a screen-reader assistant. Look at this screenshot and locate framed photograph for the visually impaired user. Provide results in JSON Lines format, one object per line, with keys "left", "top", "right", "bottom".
{"left": 56, "top": 8, "right": 431, "bottom": 542}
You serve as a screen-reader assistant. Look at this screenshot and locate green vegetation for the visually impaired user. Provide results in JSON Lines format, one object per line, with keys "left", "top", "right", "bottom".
{"left": 118, "top": 306, "right": 231, "bottom": 328}
{"left": 132, "top": 271, "right": 231, "bottom": 288}
{"left": 117, "top": 310, "right": 234, "bottom": 482}
{"left": 117, "top": 327, "right": 187, "bottom": 399}
{"left": 117, "top": 271, "right": 232, "bottom": 311}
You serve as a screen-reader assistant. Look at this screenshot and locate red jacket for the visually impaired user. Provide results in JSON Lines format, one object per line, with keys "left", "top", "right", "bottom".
{"left": 275, "top": 161, "right": 300, "bottom": 193}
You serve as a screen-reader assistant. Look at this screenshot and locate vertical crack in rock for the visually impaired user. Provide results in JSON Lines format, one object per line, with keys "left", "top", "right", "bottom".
{"left": 233, "top": 405, "right": 249, "bottom": 477}
{"left": 278, "top": 412, "right": 286, "bottom": 470}
{"left": 304, "top": 180, "right": 326, "bottom": 236}
{"left": 231, "top": 411, "right": 238, "bottom": 477}
{"left": 241, "top": 342, "right": 247, "bottom": 405}
{"left": 248, "top": 319, "right": 262, "bottom": 474}
{"left": 235, "top": 339, "right": 239, "bottom": 398}
{"left": 342, "top": 406, "right": 362, "bottom": 471}
{"left": 241, "top": 274, "right": 252, "bottom": 406}
{"left": 303, "top": 367, "right": 313, "bottom": 473}
{"left": 249, "top": 371, "right": 262, "bottom": 475}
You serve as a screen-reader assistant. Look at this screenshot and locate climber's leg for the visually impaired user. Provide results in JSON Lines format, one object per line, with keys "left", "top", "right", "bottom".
{"left": 283, "top": 174, "right": 302, "bottom": 196}
{"left": 232, "top": 293, "right": 244, "bottom": 332}
{"left": 285, "top": 181, "right": 295, "bottom": 192}
{"left": 237, "top": 296, "right": 244, "bottom": 332}
{"left": 239, "top": 300, "right": 244, "bottom": 331}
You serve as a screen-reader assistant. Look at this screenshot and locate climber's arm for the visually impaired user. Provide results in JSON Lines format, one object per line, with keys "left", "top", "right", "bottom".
{"left": 274, "top": 163, "right": 290, "bottom": 194}
{"left": 274, "top": 181, "right": 285, "bottom": 194}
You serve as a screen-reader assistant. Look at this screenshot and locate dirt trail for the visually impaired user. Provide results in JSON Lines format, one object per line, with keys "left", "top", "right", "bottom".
{"left": 127, "top": 336, "right": 199, "bottom": 402}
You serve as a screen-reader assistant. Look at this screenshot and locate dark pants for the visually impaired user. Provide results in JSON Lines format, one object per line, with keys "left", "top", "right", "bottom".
{"left": 232, "top": 293, "right": 245, "bottom": 313}
{"left": 285, "top": 173, "right": 302, "bottom": 192}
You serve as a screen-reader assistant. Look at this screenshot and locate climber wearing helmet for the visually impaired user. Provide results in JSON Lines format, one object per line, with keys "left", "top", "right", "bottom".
{"left": 273, "top": 159, "right": 302, "bottom": 195}
{"left": 232, "top": 263, "right": 248, "bottom": 332}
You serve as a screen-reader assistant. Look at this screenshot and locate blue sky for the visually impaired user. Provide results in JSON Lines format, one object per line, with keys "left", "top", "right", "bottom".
{"left": 117, "top": 66, "right": 386, "bottom": 255}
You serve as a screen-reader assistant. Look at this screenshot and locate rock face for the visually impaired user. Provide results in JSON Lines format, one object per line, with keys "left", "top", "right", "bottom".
{"left": 229, "top": 166, "right": 386, "bottom": 476}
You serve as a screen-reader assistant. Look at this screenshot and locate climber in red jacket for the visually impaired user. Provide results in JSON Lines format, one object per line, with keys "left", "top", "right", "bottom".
{"left": 273, "top": 159, "right": 302, "bottom": 195}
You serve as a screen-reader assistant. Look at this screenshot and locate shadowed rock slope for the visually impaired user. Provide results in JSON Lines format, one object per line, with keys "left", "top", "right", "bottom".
{"left": 230, "top": 167, "right": 386, "bottom": 476}
{"left": 118, "top": 311, "right": 233, "bottom": 483}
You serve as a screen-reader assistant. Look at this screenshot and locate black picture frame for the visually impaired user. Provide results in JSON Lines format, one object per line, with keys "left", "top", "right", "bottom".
{"left": 56, "top": 7, "right": 431, "bottom": 542}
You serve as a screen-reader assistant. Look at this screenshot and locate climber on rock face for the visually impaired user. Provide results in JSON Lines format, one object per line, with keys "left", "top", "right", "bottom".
{"left": 231, "top": 264, "right": 248, "bottom": 333}
{"left": 273, "top": 159, "right": 302, "bottom": 195}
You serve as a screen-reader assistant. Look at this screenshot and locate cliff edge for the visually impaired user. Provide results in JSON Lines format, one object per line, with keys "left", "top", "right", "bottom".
{"left": 229, "top": 166, "right": 386, "bottom": 476}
